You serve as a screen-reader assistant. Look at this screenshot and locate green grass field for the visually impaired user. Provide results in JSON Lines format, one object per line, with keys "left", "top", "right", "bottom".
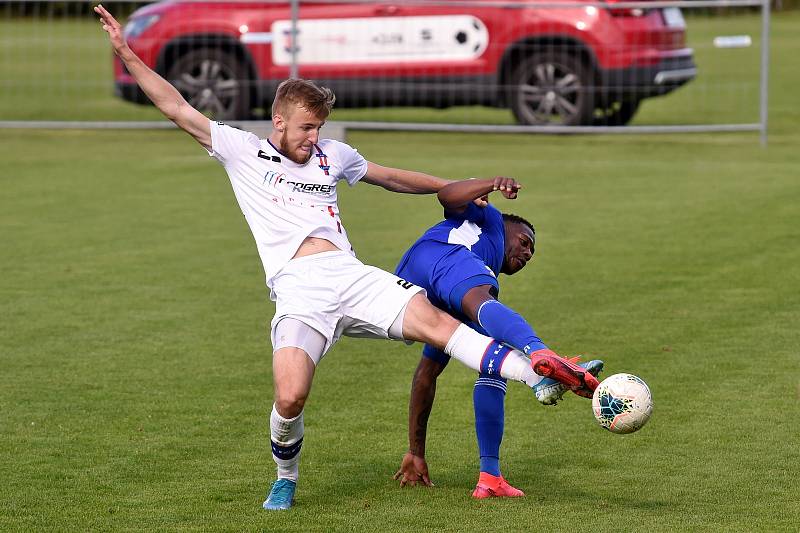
{"left": 2, "top": 10, "right": 800, "bottom": 533}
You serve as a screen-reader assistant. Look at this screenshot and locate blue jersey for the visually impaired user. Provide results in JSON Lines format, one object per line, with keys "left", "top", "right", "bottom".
{"left": 395, "top": 202, "right": 505, "bottom": 321}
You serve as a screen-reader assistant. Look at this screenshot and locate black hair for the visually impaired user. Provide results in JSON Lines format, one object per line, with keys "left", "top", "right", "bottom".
{"left": 502, "top": 213, "right": 535, "bottom": 235}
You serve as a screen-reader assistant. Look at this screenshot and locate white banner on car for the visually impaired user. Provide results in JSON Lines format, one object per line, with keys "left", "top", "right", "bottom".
{"left": 270, "top": 15, "right": 489, "bottom": 65}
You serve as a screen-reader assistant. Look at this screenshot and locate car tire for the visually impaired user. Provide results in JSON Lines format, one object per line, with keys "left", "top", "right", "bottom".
{"left": 509, "top": 51, "right": 594, "bottom": 126}
{"left": 167, "top": 48, "right": 251, "bottom": 120}
{"left": 593, "top": 99, "right": 640, "bottom": 126}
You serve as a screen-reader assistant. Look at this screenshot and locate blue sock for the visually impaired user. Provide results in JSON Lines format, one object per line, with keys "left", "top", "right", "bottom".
{"left": 473, "top": 373, "right": 507, "bottom": 477}
{"left": 477, "top": 299, "right": 548, "bottom": 355}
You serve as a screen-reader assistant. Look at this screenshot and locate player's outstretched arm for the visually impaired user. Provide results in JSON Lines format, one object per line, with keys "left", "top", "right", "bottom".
{"left": 94, "top": 4, "right": 211, "bottom": 150}
{"left": 393, "top": 357, "right": 446, "bottom": 487}
{"left": 361, "top": 162, "right": 453, "bottom": 194}
{"left": 438, "top": 177, "right": 521, "bottom": 213}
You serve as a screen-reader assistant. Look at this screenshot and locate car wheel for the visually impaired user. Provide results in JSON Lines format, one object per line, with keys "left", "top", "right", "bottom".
{"left": 593, "top": 99, "right": 640, "bottom": 126}
{"left": 167, "top": 48, "right": 251, "bottom": 120}
{"left": 510, "top": 52, "right": 594, "bottom": 126}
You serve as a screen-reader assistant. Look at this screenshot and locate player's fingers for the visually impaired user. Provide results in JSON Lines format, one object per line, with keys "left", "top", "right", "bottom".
{"left": 499, "top": 185, "right": 516, "bottom": 199}
{"left": 422, "top": 474, "right": 432, "bottom": 486}
{"left": 97, "top": 5, "right": 119, "bottom": 27}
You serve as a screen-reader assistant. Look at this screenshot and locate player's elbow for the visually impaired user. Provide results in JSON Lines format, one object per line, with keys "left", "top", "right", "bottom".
{"left": 436, "top": 188, "right": 449, "bottom": 207}
{"left": 437, "top": 186, "right": 459, "bottom": 210}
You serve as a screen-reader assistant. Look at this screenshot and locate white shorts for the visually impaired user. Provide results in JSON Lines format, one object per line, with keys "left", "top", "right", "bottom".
{"left": 270, "top": 251, "right": 424, "bottom": 362}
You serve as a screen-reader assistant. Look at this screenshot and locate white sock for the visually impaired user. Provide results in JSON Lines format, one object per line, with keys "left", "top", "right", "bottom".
{"left": 522, "top": 367, "right": 545, "bottom": 388}
{"left": 444, "top": 324, "right": 536, "bottom": 384}
{"left": 270, "top": 404, "right": 304, "bottom": 482}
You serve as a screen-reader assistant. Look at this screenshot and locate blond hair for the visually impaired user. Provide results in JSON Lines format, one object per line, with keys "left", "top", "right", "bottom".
{"left": 272, "top": 78, "right": 336, "bottom": 119}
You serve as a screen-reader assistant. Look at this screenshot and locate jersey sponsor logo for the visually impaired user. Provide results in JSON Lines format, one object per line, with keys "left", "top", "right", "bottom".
{"left": 280, "top": 179, "right": 335, "bottom": 195}
{"left": 262, "top": 170, "right": 286, "bottom": 186}
{"left": 257, "top": 149, "right": 332, "bottom": 195}
{"left": 265, "top": 171, "right": 336, "bottom": 195}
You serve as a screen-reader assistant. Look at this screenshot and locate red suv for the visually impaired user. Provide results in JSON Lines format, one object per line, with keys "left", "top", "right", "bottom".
{"left": 115, "top": 0, "right": 695, "bottom": 126}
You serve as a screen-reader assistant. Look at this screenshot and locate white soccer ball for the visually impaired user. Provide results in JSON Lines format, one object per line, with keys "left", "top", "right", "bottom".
{"left": 592, "top": 373, "right": 653, "bottom": 434}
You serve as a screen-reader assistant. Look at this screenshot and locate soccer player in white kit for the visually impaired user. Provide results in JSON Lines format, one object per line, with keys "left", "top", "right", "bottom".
{"left": 95, "top": 5, "right": 599, "bottom": 510}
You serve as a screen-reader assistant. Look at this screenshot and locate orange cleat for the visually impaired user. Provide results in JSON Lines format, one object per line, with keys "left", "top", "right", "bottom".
{"left": 530, "top": 349, "right": 600, "bottom": 403}
{"left": 471, "top": 472, "right": 525, "bottom": 499}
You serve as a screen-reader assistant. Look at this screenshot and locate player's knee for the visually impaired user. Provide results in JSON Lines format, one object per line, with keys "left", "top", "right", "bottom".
{"left": 274, "top": 391, "right": 307, "bottom": 418}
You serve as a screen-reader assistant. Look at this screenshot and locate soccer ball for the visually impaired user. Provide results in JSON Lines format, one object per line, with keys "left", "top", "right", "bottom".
{"left": 591, "top": 373, "right": 653, "bottom": 434}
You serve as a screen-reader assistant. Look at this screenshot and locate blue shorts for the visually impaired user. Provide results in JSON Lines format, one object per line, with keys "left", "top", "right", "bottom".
{"left": 396, "top": 241, "right": 498, "bottom": 366}
{"left": 396, "top": 240, "right": 499, "bottom": 315}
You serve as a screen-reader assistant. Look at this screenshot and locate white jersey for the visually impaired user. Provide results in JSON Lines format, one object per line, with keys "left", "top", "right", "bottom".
{"left": 207, "top": 120, "right": 368, "bottom": 292}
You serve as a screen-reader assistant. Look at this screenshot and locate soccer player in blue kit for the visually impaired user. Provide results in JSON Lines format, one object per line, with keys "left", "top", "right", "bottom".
{"left": 393, "top": 177, "right": 603, "bottom": 498}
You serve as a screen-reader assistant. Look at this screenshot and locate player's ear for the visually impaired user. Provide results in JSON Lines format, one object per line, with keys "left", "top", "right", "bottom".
{"left": 272, "top": 113, "right": 285, "bottom": 132}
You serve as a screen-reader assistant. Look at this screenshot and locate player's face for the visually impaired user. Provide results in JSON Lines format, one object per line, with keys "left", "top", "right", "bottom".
{"left": 275, "top": 104, "right": 326, "bottom": 164}
{"left": 501, "top": 222, "right": 535, "bottom": 275}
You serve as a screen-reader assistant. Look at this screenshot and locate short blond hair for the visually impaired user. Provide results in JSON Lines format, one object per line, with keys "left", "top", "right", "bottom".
{"left": 272, "top": 78, "right": 336, "bottom": 119}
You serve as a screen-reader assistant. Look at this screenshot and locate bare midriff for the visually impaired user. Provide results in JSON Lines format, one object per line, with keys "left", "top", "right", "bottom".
{"left": 292, "top": 236, "right": 341, "bottom": 259}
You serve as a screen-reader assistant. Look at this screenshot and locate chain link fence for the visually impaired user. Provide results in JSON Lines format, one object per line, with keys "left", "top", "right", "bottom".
{"left": 0, "top": 0, "right": 770, "bottom": 142}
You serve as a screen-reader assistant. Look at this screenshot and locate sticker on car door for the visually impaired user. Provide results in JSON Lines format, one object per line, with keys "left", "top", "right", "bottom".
{"left": 270, "top": 15, "right": 489, "bottom": 65}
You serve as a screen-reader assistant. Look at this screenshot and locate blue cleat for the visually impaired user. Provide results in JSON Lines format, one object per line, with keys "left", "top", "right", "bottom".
{"left": 533, "top": 359, "right": 604, "bottom": 406}
{"left": 262, "top": 478, "right": 296, "bottom": 511}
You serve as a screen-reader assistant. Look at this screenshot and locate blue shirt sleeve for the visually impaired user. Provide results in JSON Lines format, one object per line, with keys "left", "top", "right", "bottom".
{"left": 483, "top": 203, "right": 504, "bottom": 233}
{"left": 443, "top": 202, "right": 488, "bottom": 225}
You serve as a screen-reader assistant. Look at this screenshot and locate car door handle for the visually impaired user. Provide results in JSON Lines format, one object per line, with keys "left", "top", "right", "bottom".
{"left": 374, "top": 5, "right": 399, "bottom": 15}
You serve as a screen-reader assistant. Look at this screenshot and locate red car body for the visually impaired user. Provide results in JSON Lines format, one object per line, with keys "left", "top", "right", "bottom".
{"left": 116, "top": 0, "right": 695, "bottom": 125}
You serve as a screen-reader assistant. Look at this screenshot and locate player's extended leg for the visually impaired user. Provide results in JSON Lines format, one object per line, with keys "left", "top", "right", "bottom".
{"left": 263, "top": 318, "right": 323, "bottom": 511}
{"left": 403, "top": 295, "right": 598, "bottom": 399}
{"left": 471, "top": 374, "right": 524, "bottom": 499}
{"left": 400, "top": 294, "right": 538, "bottom": 385}
{"left": 467, "top": 295, "right": 601, "bottom": 402}
{"left": 401, "top": 293, "right": 591, "bottom": 394}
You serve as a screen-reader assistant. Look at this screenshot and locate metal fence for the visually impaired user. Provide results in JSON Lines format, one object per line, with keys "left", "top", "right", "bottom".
{"left": 0, "top": 0, "right": 769, "bottom": 142}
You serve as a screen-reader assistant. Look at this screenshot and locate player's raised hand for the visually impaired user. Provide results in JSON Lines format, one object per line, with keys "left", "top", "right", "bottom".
{"left": 491, "top": 176, "right": 522, "bottom": 199}
{"left": 94, "top": 5, "right": 127, "bottom": 54}
{"left": 393, "top": 451, "right": 433, "bottom": 488}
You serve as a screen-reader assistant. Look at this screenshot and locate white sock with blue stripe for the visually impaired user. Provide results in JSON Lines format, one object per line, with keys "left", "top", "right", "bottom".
{"left": 270, "top": 404, "right": 303, "bottom": 482}
{"left": 444, "top": 324, "right": 540, "bottom": 386}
